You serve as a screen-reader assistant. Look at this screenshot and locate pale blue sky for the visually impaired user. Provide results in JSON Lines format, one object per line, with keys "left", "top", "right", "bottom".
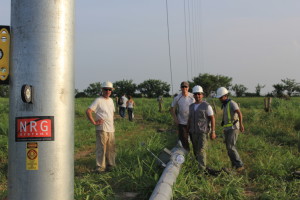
{"left": 1, "top": 0, "right": 300, "bottom": 94}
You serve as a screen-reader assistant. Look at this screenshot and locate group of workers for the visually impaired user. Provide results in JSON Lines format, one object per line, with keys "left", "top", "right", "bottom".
{"left": 85, "top": 80, "right": 245, "bottom": 174}
{"left": 170, "top": 81, "right": 244, "bottom": 174}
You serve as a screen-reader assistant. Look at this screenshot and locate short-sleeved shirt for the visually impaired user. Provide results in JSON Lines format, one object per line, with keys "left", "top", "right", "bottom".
{"left": 223, "top": 100, "right": 240, "bottom": 130}
{"left": 171, "top": 93, "right": 195, "bottom": 125}
{"left": 193, "top": 103, "right": 214, "bottom": 116}
{"left": 120, "top": 96, "right": 128, "bottom": 108}
{"left": 89, "top": 96, "right": 115, "bottom": 132}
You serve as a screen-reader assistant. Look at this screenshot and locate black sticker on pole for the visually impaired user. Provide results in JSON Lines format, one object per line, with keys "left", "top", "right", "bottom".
{"left": 15, "top": 116, "right": 54, "bottom": 142}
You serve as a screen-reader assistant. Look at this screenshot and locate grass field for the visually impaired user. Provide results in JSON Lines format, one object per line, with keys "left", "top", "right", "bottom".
{"left": 0, "top": 97, "right": 300, "bottom": 199}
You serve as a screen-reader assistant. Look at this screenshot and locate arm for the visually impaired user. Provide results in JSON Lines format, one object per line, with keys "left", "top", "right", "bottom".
{"left": 209, "top": 115, "right": 216, "bottom": 140}
{"left": 86, "top": 108, "right": 103, "bottom": 126}
{"left": 170, "top": 107, "right": 179, "bottom": 125}
{"left": 235, "top": 109, "right": 244, "bottom": 132}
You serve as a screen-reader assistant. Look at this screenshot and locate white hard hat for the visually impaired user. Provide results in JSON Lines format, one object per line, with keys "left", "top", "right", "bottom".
{"left": 216, "top": 87, "right": 228, "bottom": 98}
{"left": 192, "top": 85, "right": 204, "bottom": 94}
{"left": 102, "top": 81, "right": 114, "bottom": 89}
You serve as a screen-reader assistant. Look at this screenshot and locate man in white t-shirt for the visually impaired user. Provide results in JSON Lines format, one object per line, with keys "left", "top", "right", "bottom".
{"left": 188, "top": 85, "right": 216, "bottom": 172}
{"left": 119, "top": 94, "right": 128, "bottom": 118}
{"left": 170, "top": 81, "right": 195, "bottom": 151}
{"left": 86, "top": 81, "right": 116, "bottom": 172}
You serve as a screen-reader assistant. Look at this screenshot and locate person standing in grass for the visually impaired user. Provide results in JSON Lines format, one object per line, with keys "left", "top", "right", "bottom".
{"left": 119, "top": 93, "right": 128, "bottom": 118}
{"left": 216, "top": 87, "right": 245, "bottom": 172}
{"left": 126, "top": 95, "right": 135, "bottom": 121}
{"left": 86, "top": 81, "right": 116, "bottom": 172}
{"left": 170, "top": 81, "right": 195, "bottom": 151}
{"left": 188, "top": 85, "right": 216, "bottom": 172}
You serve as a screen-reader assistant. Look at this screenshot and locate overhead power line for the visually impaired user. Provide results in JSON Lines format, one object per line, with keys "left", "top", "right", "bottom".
{"left": 165, "top": 0, "right": 174, "bottom": 95}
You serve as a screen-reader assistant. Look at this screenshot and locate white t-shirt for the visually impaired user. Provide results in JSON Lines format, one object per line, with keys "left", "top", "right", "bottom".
{"left": 171, "top": 93, "right": 195, "bottom": 125}
{"left": 194, "top": 103, "right": 214, "bottom": 116}
{"left": 120, "top": 96, "right": 128, "bottom": 108}
{"left": 89, "top": 96, "right": 115, "bottom": 132}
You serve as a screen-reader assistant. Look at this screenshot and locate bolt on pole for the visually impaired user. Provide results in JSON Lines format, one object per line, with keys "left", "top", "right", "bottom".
{"left": 8, "top": 0, "right": 74, "bottom": 199}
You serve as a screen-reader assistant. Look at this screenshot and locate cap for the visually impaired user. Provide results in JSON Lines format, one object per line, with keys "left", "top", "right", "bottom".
{"left": 180, "top": 81, "right": 189, "bottom": 87}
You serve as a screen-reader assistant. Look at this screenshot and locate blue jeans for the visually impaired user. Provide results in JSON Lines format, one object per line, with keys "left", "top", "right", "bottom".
{"left": 119, "top": 107, "right": 126, "bottom": 118}
{"left": 224, "top": 129, "right": 243, "bottom": 168}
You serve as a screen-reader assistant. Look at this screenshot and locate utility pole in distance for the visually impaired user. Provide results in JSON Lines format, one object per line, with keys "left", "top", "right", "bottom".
{"left": 8, "top": 0, "right": 74, "bottom": 199}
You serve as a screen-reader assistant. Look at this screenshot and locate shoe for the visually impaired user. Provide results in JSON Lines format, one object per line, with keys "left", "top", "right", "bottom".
{"left": 205, "top": 167, "right": 222, "bottom": 176}
{"left": 95, "top": 167, "right": 106, "bottom": 173}
{"left": 236, "top": 166, "right": 245, "bottom": 172}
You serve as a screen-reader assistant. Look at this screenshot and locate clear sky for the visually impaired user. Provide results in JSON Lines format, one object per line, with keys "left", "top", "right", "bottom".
{"left": 1, "top": 0, "right": 300, "bottom": 95}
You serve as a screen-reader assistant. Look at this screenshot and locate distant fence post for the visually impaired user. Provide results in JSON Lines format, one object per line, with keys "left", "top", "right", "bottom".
{"left": 211, "top": 100, "right": 217, "bottom": 114}
{"left": 264, "top": 97, "right": 272, "bottom": 112}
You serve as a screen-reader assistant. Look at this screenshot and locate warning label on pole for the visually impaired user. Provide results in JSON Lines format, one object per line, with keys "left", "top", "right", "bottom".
{"left": 26, "top": 142, "right": 38, "bottom": 170}
{"left": 15, "top": 116, "right": 54, "bottom": 142}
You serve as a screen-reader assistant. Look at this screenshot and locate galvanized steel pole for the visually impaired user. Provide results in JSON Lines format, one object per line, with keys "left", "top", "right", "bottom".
{"left": 8, "top": 0, "right": 74, "bottom": 199}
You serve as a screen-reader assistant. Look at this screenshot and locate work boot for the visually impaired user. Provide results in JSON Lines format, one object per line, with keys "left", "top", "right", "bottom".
{"left": 95, "top": 167, "right": 106, "bottom": 173}
{"left": 236, "top": 166, "right": 245, "bottom": 172}
{"left": 205, "top": 167, "right": 222, "bottom": 176}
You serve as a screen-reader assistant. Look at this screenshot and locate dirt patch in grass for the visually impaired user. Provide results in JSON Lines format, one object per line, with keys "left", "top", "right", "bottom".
{"left": 75, "top": 146, "right": 94, "bottom": 160}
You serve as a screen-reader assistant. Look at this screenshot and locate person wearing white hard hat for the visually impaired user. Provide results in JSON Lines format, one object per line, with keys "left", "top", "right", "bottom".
{"left": 86, "top": 81, "right": 116, "bottom": 172}
{"left": 170, "top": 81, "right": 195, "bottom": 151}
{"left": 188, "top": 85, "right": 216, "bottom": 172}
{"left": 216, "top": 87, "right": 245, "bottom": 172}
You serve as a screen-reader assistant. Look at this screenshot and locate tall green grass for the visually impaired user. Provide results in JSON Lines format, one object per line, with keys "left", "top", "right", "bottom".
{"left": 0, "top": 97, "right": 299, "bottom": 199}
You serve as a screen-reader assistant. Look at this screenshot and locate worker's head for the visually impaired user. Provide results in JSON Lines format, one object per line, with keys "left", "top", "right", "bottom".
{"left": 192, "top": 85, "right": 204, "bottom": 102}
{"left": 216, "top": 87, "right": 229, "bottom": 102}
{"left": 180, "top": 81, "right": 189, "bottom": 94}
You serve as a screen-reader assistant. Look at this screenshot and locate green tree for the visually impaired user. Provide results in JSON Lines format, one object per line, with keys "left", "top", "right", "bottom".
{"left": 281, "top": 78, "right": 300, "bottom": 96}
{"left": 138, "top": 79, "right": 170, "bottom": 98}
{"left": 255, "top": 84, "right": 265, "bottom": 96}
{"left": 83, "top": 82, "right": 101, "bottom": 97}
{"left": 231, "top": 84, "right": 247, "bottom": 97}
{"left": 272, "top": 83, "right": 285, "bottom": 97}
{"left": 113, "top": 79, "right": 137, "bottom": 97}
{"left": 0, "top": 85, "right": 9, "bottom": 97}
{"left": 191, "top": 73, "right": 232, "bottom": 96}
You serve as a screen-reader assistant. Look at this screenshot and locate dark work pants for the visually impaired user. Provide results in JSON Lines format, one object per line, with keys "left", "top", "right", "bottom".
{"left": 178, "top": 124, "right": 190, "bottom": 151}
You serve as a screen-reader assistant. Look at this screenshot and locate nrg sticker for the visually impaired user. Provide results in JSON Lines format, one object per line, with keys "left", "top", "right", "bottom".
{"left": 15, "top": 116, "right": 54, "bottom": 142}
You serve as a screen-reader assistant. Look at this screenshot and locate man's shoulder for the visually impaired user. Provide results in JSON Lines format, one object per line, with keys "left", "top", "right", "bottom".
{"left": 187, "top": 92, "right": 194, "bottom": 98}
{"left": 202, "top": 101, "right": 210, "bottom": 106}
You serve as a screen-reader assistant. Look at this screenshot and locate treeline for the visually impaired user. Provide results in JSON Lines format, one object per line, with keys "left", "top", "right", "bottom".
{"left": 0, "top": 73, "right": 299, "bottom": 98}
{"left": 75, "top": 73, "right": 300, "bottom": 98}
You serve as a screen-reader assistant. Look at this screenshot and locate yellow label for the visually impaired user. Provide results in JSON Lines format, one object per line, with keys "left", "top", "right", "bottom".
{"left": 0, "top": 27, "right": 10, "bottom": 81}
{"left": 26, "top": 142, "right": 39, "bottom": 170}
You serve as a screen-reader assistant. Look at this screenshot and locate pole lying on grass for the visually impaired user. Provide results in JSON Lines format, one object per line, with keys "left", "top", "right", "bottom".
{"left": 149, "top": 146, "right": 187, "bottom": 200}
{"left": 8, "top": 0, "right": 74, "bottom": 199}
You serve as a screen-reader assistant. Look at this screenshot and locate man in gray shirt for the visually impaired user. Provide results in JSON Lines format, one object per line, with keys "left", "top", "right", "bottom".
{"left": 170, "top": 81, "right": 195, "bottom": 151}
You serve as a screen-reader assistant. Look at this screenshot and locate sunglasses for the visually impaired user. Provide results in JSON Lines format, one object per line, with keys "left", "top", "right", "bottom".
{"left": 181, "top": 86, "right": 188, "bottom": 88}
{"left": 103, "top": 88, "right": 112, "bottom": 91}
{"left": 193, "top": 93, "right": 202, "bottom": 95}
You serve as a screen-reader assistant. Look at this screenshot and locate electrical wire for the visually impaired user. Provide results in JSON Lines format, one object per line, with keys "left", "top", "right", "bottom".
{"left": 165, "top": 0, "right": 174, "bottom": 95}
